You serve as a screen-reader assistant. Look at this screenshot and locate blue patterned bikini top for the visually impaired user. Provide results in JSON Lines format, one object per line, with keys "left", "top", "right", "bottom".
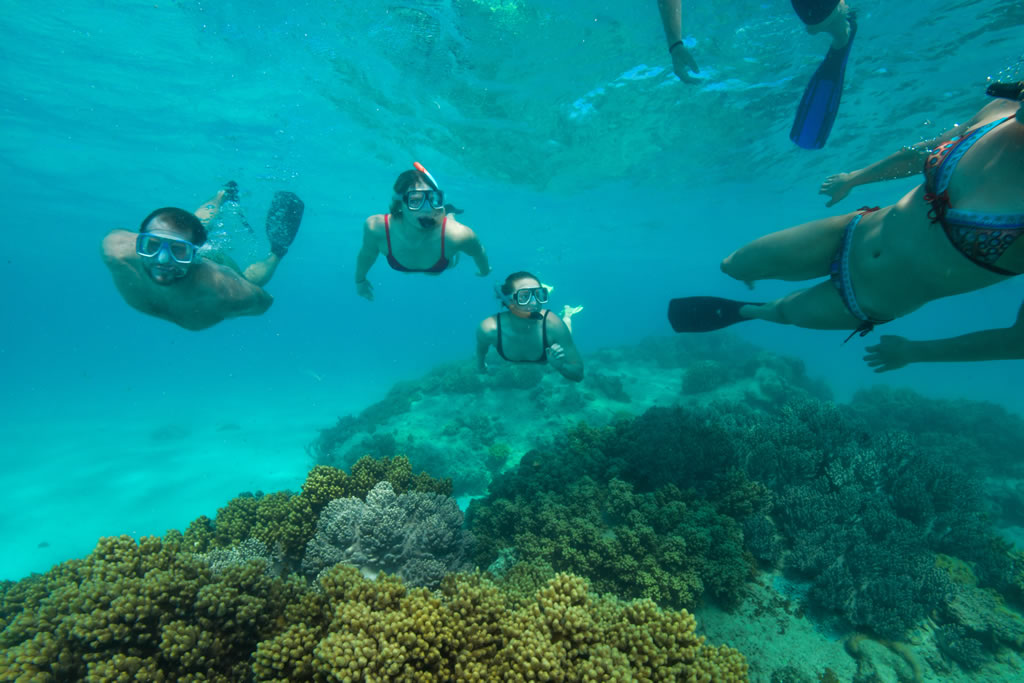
{"left": 923, "top": 115, "right": 1024, "bottom": 276}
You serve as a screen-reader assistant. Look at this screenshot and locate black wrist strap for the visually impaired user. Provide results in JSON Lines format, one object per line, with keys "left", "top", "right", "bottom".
{"left": 668, "top": 40, "right": 684, "bottom": 54}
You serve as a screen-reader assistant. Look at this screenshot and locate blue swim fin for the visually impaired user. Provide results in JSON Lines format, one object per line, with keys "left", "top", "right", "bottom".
{"left": 790, "top": 14, "right": 857, "bottom": 150}
{"left": 668, "top": 297, "right": 762, "bottom": 333}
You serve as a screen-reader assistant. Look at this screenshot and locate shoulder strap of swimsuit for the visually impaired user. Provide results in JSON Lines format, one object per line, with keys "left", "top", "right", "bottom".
{"left": 384, "top": 214, "right": 394, "bottom": 256}
{"left": 540, "top": 311, "right": 549, "bottom": 361}
{"left": 440, "top": 216, "right": 447, "bottom": 259}
{"left": 495, "top": 313, "right": 506, "bottom": 360}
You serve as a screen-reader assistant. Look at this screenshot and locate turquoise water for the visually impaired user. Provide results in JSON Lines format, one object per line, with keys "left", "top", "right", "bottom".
{"left": 1, "top": 0, "right": 1021, "bottom": 589}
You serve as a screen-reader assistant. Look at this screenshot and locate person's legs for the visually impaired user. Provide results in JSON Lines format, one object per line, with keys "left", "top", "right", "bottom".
{"left": 721, "top": 212, "right": 855, "bottom": 285}
{"left": 798, "top": 0, "right": 851, "bottom": 49}
{"left": 741, "top": 280, "right": 862, "bottom": 330}
{"left": 194, "top": 190, "right": 226, "bottom": 226}
{"left": 243, "top": 253, "right": 281, "bottom": 287}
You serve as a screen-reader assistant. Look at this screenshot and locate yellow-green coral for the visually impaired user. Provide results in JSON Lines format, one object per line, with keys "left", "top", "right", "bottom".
{"left": 2, "top": 537, "right": 747, "bottom": 681}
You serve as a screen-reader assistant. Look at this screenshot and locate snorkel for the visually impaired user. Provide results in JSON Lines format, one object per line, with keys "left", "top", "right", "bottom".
{"left": 413, "top": 161, "right": 444, "bottom": 230}
{"left": 986, "top": 80, "right": 1024, "bottom": 122}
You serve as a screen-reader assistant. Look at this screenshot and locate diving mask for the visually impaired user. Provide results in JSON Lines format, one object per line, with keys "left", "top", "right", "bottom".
{"left": 511, "top": 286, "right": 549, "bottom": 306}
{"left": 136, "top": 232, "right": 199, "bottom": 265}
{"left": 396, "top": 161, "right": 446, "bottom": 211}
{"left": 400, "top": 189, "right": 446, "bottom": 211}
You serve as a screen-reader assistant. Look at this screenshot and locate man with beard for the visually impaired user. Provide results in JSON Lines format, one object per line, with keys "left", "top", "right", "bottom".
{"left": 101, "top": 184, "right": 304, "bottom": 330}
{"left": 354, "top": 163, "right": 490, "bottom": 301}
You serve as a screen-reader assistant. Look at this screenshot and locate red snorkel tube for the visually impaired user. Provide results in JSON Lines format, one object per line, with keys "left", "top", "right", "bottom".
{"left": 413, "top": 161, "right": 440, "bottom": 191}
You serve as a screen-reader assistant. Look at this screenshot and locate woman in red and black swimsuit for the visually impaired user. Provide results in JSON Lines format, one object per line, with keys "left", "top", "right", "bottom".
{"left": 674, "top": 85, "right": 1024, "bottom": 372}
{"left": 354, "top": 165, "right": 491, "bottom": 301}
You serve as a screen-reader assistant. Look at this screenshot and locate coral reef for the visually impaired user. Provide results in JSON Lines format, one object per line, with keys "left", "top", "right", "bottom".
{"left": 183, "top": 456, "right": 451, "bottom": 572}
{"left": 302, "top": 481, "right": 474, "bottom": 589}
{"left": 0, "top": 537, "right": 747, "bottom": 681}
{"left": 469, "top": 468, "right": 754, "bottom": 609}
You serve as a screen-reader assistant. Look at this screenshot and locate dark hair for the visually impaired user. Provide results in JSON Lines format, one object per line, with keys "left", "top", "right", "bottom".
{"left": 139, "top": 207, "right": 207, "bottom": 246}
{"left": 389, "top": 169, "right": 431, "bottom": 216}
{"left": 501, "top": 271, "right": 541, "bottom": 295}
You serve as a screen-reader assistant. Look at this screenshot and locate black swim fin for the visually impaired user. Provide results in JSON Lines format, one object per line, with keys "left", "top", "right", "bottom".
{"left": 266, "top": 191, "right": 304, "bottom": 257}
{"left": 790, "top": 14, "right": 857, "bottom": 150}
{"left": 668, "top": 297, "right": 762, "bottom": 333}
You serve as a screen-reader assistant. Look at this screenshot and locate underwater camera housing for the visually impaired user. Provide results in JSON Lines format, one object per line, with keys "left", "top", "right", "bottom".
{"left": 986, "top": 81, "right": 1024, "bottom": 122}
{"left": 986, "top": 80, "right": 1024, "bottom": 101}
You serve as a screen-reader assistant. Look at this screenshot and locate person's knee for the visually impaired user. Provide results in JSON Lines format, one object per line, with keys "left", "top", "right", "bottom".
{"left": 720, "top": 252, "right": 740, "bottom": 279}
{"left": 721, "top": 250, "right": 755, "bottom": 281}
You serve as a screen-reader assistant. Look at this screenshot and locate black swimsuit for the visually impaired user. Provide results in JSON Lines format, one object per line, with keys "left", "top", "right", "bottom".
{"left": 495, "top": 312, "right": 549, "bottom": 363}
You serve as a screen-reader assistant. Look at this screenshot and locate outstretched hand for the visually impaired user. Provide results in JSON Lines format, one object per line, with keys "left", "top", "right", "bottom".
{"left": 864, "top": 335, "right": 913, "bottom": 373}
{"left": 819, "top": 173, "right": 855, "bottom": 207}
{"left": 356, "top": 280, "right": 374, "bottom": 301}
{"left": 670, "top": 45, "right": 700, "bottom": 83}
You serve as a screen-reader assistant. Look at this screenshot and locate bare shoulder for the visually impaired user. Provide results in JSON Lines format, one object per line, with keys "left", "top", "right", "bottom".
{"left": 445, "top": 217, "right": 477, "bottom": 241}
{"left": 364, "top": 213, "right": 386, "bottom": 234}
{"left": 544, "top": 310, "right": 573, "bottom": 341}
{"left": 477, "top": 314, "right": 498, "bottom": 337}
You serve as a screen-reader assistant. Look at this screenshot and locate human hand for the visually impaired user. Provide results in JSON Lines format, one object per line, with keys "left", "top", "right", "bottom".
{"left": 546, "top": 343, "right": 566, "bottom": 365}
{"left": 356, "top": 279, "right": 374, "bottom": 301}
{"left": 819, "top": 172, "right": 855, "bottom": 207}
{"left": 864, "top": 335, "right": 914, "bottom": 373}
{"left": 670, "top": 44, "right": 700, "bottom": 83}
{"left": 477, "top": 362, "right": 489, "bottom": 375}
{"left": 476, "top": 266, "right": 492, "bottom": 277}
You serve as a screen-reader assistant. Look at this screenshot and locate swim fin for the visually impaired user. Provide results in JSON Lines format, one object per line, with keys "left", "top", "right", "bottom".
{"left": 266, "top": 191, "right": 304, "bottom": 257}
{"left": 668, "top": 296, "right": 762, "bottom": 333}
{"left": 789, "top": 14, "right": 857, "bottom": 150}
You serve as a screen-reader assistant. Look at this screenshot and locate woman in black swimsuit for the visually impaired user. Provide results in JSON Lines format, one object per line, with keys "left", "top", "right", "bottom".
{"left": 476, "top": 272, "right": 584, "bottom": 382}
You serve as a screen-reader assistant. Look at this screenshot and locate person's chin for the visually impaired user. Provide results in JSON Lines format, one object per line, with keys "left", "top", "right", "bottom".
{"left": 147, "top": 269, "right": 180, "bottom": 285}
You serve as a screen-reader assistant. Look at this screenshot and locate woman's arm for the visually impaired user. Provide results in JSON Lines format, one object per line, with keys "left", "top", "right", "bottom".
{"left": 657, "top": 0, "right": 699, "bottom": 82}
{"left": 355, "top": 218, "right": 380, "bottom": 300}
{"left": 475, "top": 319, "right": 494, "bottom": 373}
{"left": 545, "top": 313, "right": 584, "bottom": 382}
{"left": 457, "top": 225, "right": 491, "bottom": 277}
{"left": 820, "top": 99, "right": 1014, "bottom": 206}
{"left": 864, "top": 302, "right": 1024, "bottom": 372}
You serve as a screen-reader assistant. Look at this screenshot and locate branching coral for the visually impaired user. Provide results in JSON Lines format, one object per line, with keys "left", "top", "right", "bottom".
{"left": 469, "top": 475, "right": 752, "bottom": 610}
{"left": 1, "top": 537, "right": 747, "bottom": 681}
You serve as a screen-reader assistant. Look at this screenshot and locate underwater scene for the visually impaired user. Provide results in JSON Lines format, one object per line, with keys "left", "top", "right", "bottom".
{"left": 2, "top": 0, "right": 1024, "bottom": 680}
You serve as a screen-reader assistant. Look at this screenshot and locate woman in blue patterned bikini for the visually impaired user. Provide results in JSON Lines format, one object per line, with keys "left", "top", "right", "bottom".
{"left": 671, "top": 82, "right": 1024, "bottom": 372}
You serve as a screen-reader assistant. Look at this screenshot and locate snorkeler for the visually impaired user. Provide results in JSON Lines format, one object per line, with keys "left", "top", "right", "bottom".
{"left": 668, "top": 81, "right": 1024, "bottom": 372}
{"left": 656, "top": 1, "right": 855, "bottom": 148}
{"left": 476, "top": 272, "right": 584, "bottom": 382}
{"left": 101, "top": 183, "right": 304, "bottom": 331}
{"left": 354, "top": 163, "right": 490, "bottom": 301}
